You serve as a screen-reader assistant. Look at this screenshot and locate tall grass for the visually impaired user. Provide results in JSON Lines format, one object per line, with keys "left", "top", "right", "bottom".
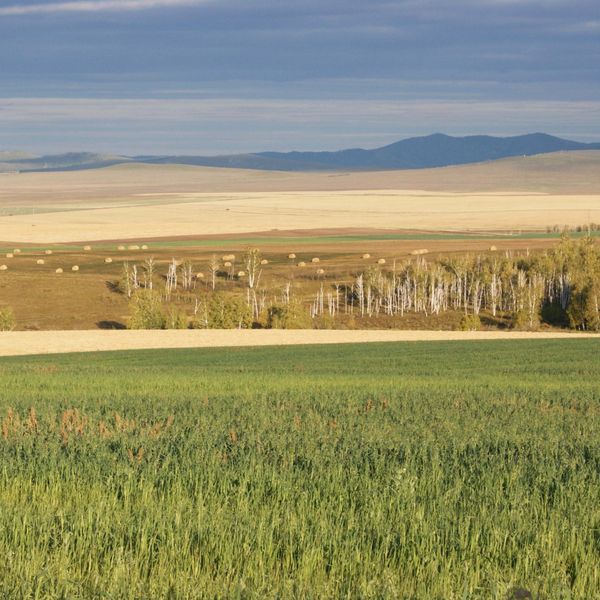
{"left": 0, "top": 340, "right": 599, "bottom": 598}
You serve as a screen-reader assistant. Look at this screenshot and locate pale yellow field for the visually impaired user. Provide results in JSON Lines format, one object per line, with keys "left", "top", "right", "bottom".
{"left": 1, "top": 152, "right": 599, "bottom": 243}
{"left": 0, "top": 329, "right": 596, "bottom": 357}
{"left": 2, "top": 189, "right": 600, "bottom": 243}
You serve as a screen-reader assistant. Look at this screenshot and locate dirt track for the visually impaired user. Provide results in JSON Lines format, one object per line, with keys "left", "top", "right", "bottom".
{"left": 0, "top": 329, "right": 596, "bottom": 357}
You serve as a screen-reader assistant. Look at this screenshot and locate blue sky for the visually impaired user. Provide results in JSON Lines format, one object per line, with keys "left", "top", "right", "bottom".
{"left": 0, "top": 0, "right": 598, "bottom": 154}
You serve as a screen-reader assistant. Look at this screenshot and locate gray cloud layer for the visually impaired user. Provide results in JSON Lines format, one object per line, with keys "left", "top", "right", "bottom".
{"left": 0, "top": 0, "right": 598, "bottom": 152}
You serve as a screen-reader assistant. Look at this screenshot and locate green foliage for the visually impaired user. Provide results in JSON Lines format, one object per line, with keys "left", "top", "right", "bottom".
{"left": 197, "top": 293, "right": 253, "bottom": 329}
{"left": 267, "top": 300, "right": 313, "bottom": 329}
{"left": 458, "top": 313, "right": 481, "bottom": 331}
{"left": 127, "top": 289, "right": 166, "bottom": 329}
{"left": 164, "top": 306, "right": 188, "bottom": 330}
{"left": 0, "top": 307, "right": 15, "bottom": 331}
{"left": 512, "top": 308, "right": 539, "bottom": 331}
{"left": 0, "top": 340, "right": 599, "bottom": 598}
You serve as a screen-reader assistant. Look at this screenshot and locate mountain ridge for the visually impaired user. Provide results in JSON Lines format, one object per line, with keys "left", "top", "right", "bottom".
{"left": 2, "top": 133, "right": 600, "bottom": 173}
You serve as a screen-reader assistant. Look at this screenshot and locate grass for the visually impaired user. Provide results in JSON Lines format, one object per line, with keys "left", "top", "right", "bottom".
{"left": 2, "top": 229, "right": 599, "bottom": 254}
{"left": 1, "top": 339, "right": 600, "bottom": 598}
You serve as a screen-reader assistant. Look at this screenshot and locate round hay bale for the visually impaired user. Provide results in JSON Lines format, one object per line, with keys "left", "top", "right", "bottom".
{"left": 104, "top": 258, "right": 113, "bottom": 264}
{"left": 237, "top": 270, "right": 246, "bottom": 277}
{"left": 223, "top": 261, "right": 232, "bottom": 268}
{"left": 36, "top": 259, "right": 45, "bottom": 265}
{"left": 316, "top": 268, "right": 325, "bottom": 276}
{"left": 83, "top": 245, "right": 92, "bottom": 251}
{"left": 260, "top": 259, "right": 269, "bottom": 265}
{"left": 5, "top": 253, "right": 13, "bottom": 259}
{"left": 489, "top": 245, "right": 498, "bottom": 252}
{"left": 55, "top": 268, "right": 63, "bottom": 274}
{"left": 222, "top": 254, "right": 235, "bottom": 261}
{"left": 117, "top": 245, "right": 126, "bottom": 251}
{"left": 409, "top": 248, "right": 429, "bottom": 256}
{"left": 45, "top": 250, "right": 53, "bottom": 255}
{"left": 288, "top": 253, "right": 296, "bottom": 259}
{"left": 71, "top": 265, "right": 79, "bottom": 272}
{"left": 141, "top": 245, "right": 149, "bottom": 250}
{"left": 297, "top": 261, "right": 306, "bottom": 268}
{"left": 311, "top": 257, "right": 320, "bottom": 263}
{"left": 362, "top": 253, "right": 371, "bottom": 259}
{"left": 0, "top": 265, "right": 7, "bottom": 271}
{"left": 128, "top": 245, "right": 140, "bottom": 251}
{"left": 13, "top": 249, "right": 21, "bottom": 254}
{"left": 195, "top": 272, "right": 205, "bottom": 279}
{"left": 377, "top": 258, "right": 386, "bottom": 265}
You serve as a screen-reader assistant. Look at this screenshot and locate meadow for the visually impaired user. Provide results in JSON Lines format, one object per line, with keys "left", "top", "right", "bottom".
{"left": 1, "top": 339, "right": 600, "bottom": 598}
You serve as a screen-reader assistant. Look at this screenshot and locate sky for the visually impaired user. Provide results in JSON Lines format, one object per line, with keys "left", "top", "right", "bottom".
{"left": 0, "top": 0, "right": 599, "bottom": 154}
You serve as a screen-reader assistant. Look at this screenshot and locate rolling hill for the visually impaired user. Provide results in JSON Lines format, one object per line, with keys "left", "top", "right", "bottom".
{"left": 2, "top": 133, "right": 599, "bottom": 173}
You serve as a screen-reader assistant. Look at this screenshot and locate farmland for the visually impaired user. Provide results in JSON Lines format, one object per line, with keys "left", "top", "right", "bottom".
{"left": 1, "top": 339, "right": 600, "bottom": 598}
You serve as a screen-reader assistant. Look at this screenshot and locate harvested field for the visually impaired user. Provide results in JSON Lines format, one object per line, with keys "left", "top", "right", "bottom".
{"left": 1, "top": 152, "right": 599, "bottom": 243}
{"left": 0, "top": 329, "right": 596, "bottom": 357}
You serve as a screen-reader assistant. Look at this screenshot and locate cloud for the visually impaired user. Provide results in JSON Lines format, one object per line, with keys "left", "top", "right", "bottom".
{"left": 0, "top": 0, "right": 209, "bottom": 16}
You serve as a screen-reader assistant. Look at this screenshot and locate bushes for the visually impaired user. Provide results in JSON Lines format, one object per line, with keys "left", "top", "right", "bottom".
{"left": 458, "top": 314, "right": 481, "bottom": 331}
{"left": 0, "top": 308, "right": 15, "bottom": 331}
{"left": 128, "top": 290, "right": 167, "bottom": 330}
{"left": 567, "top": 283, "right": 600, "bottom": 331}
{"left": 266, "top": 300, "right": 312, "bottom": 329}
{"left": 193, "top": 293, "right": 253, "bottom": 329}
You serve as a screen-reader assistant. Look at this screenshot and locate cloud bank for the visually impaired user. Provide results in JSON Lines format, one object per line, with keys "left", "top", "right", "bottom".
{"left": 0, "top": 0, "right": 208, "bottom": 16}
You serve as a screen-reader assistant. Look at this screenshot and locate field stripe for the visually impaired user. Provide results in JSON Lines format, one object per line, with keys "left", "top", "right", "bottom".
{"left": 0, "top": 329, "right": 597, "bottom": 357}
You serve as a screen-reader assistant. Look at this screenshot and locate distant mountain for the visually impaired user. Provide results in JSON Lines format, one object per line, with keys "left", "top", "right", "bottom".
{"left": 0, "top": 152, "right": 131, "bottom": 173}
{"left": 2, "top": 133, "right": 600, "bottom": 173}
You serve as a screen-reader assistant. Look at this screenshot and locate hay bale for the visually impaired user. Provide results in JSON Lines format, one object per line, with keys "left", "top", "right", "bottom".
{"left": 237, "top": 270, "right": 246, "bottom": 277}
{"left": 128, "top": 245, "right": 140, "bottom": 251}
{"left": 117, "top": 245, "right": 126, "bottom": 251}
{"left": 104, "top": 258, "right": 113, "bottom": 264}
{"left": 195, "top": 272, "right": 204, "bottom": 279}
{"left": 141, "top": 245, "right": 149, "bottom": 250}
{"left": 223, "top": 261, "right": 232, "bottom": 268}
{"left": 13, "top": 249, "right": 21, "bottom": 254}
{"left": 377, "top": 258, "right": 386, "bottom": 265}
{"left": 71, "top": 265, "right": 79, "bottom": 272}
{"left": 288, "top": 253, "right": 296, "bottom": 259}
{"left": 5, "top": 253, "right": 13, "bottom": 259}
{"left": 316, "top": 268, "right": 325, "bottom": 276}
{"left": 0, "top": 265, "right": 7, "bottom": 271}
{"left": 222, "top": 254, "right": 235, "bottom": 261}
{"left": 297, "top": 261, "right": 306, "bottom": 267}
{"left": 260, "top": 259, "right": 269, "bottom": 265}
{"left": 55, "top": 268, "right": 63, "bottom": 274}
{"left": 45, "top": 250, "right": 53, "bottom": 255}
{"left": 36, "top": 259, "right": 45, "bottom": 265}
{"left": 83, "top": 245, "right": 92, "bottom": 251}
{"left": 362, "top": 253, "right": 371, "bottom": 259}
{"left": 490, "top": 245, "right": 498, "bottom": 252}
{"left": 409, "top": 249, "right": 429, "bottom": 256}
{"left": 311, "top": 257, "right": 320, "bottom": 263}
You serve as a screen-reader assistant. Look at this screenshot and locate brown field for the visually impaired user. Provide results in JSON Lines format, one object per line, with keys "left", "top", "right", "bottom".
{"left": 1, "top": 151, "right": 599, "bottom": 244}
{"left": 1, "top": 152, "right": 599, "bottom": 331}
{"left": 0, "top": 239, "right": 578, "bottom": 330}
{"left": 0, "top": 328, "right": 596, "bottom": 357}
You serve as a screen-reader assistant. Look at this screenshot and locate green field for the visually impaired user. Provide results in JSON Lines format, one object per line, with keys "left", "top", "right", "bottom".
{"left": 1, "top": 340, "right": 600, "bottom": 598}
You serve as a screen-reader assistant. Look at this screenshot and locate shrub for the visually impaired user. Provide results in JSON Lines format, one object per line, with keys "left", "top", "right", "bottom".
{"left": 194, "top": 294, "right": 253, "bottom": 329}
{"left": 165, "top": 307, "right": 188, "bottom": 330}
{"left": 267, "top": 301, "right": 312, "bottom": 329}
{"left": 128, "top": 290, "right": 166, "bottom": 330}
{"left": 567, "top": 283, "right": 600, "bottom": 331}
{"left": 458, "top": 314, "right": 481, "bottom": 331}
{"left": 0, "top": 308, "right": 15, "bottom": 331}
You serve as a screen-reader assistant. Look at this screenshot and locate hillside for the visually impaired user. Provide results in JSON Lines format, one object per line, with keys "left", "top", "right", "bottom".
{"left": 2, "top": 133, "right": 599, "bottom": 174}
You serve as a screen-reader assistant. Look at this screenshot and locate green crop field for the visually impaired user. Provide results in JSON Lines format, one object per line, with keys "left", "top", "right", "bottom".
{"left": 1, "top": 340, "right": 600, "bottom": 599}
